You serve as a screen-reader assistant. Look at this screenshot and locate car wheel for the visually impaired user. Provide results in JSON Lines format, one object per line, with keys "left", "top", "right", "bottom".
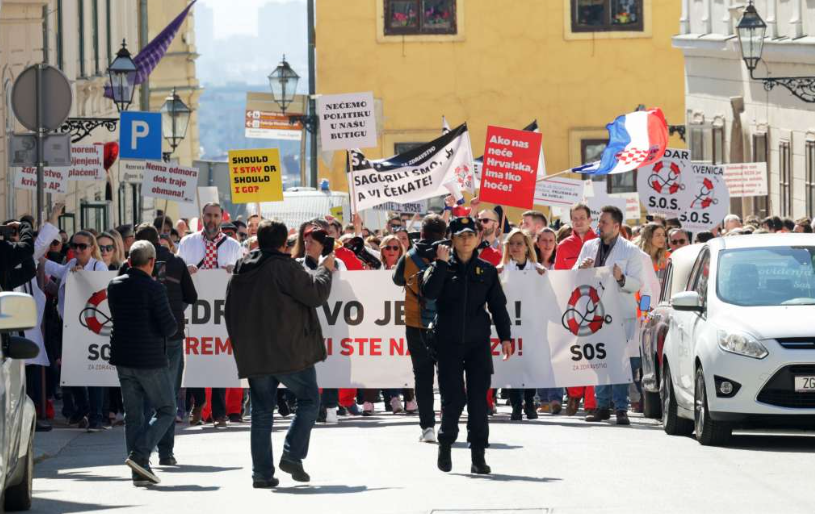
{"left": 660, "top": 362, "right": 693, "bottom": 436}
{"left": 642, "top": 388, "right": 662, "bottom": 419}
{"left": 5, "top": 421, "right": 34, "bottom": 511}
{"left": 694, "top": 366, "right": 732, "bottom": 446}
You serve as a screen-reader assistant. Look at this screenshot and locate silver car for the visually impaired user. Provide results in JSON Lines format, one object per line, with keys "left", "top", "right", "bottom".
{"left": 1, "top": 292, "right": 41, "bottom": 511}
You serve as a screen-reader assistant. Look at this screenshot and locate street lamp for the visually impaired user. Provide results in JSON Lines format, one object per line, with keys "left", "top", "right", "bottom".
{"left": 737, "top": 1, "right": 815, "bottom": 103}
{"left": 268, "top": 55, "right": 300, "bottom": 114}
{"left": 108, "top": 40, "right": 137, "bottom": 112}
{"left": 160, "top": 87, "right": 191, "bottom": 161}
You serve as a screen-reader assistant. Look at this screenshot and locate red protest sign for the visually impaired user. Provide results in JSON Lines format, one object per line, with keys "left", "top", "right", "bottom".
{"left": 478, "top": 126, "right": 542, "bottom": 209}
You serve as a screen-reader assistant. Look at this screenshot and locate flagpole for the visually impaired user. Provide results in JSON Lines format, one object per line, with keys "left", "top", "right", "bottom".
{"left": 534, "top": 170, "right": 572, "bottom": 183}
{"left": 347, "top": 150, "right": 360, "bottom": 234}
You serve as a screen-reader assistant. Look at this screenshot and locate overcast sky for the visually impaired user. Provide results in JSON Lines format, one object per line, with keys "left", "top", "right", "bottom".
{"left": 199, "top": 0, "right": 304, "bottom": 39}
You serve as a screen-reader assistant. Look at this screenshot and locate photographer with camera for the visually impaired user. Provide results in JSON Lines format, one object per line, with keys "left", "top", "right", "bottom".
{"left": 421, "top": 216, "right": 513, "bottom": 475}
{"left": 0, "top": 217, "right": 35, "bottom": 291}
{"left": 391, "top": 214, "right": 447, "bottom": 443}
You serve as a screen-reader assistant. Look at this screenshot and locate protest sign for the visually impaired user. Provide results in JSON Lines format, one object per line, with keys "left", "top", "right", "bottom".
{"left": 348, "top": 123, "right": 472, "bottom": 211}
{"left": 585, "top": 194, "right": 627, "bottom": 230}
{"left": 317, "top": 92, "right": 377, "bottom": 151}
{"left": 680, "top": 163, "right": 730, "bottom": 232}
{"left": 119, "top": 160, "right": 145, "bottom": 184}
{"left": 723, "top": 162, "right": 768, "bottom": 197}
{"left": 227, "top": 148, "right": 283, "bottom": 204}
{"left": 14, "top": 166, "right": 67, "bottom": 194}
{"left": 61, "top": 269, "right": 632, "bottom": 388}
{"left": 245, "top": 110, "right": 302, "bottom": 141}
{"left": 611, "top": 192, "right": 642, "bottom": 222}
{"left": 179, "top": 186, "right": 219, "bottom": 219}
{"left": 478, "top": 126, "right": 542, "bottom": 209}
{"left": 65, "top": 145, "right": 105, "bottom": 181}
{"left": 142, "top": 161, "right": 199, "bottom": 204}
{"left": 372, "top": 200, "right": 427, "bottom": 214}
{"left": 534, "top": 177, "right": 584, "bottom": 208}
{"left": 636, "top": 148, "right": 695, "bottom": 218}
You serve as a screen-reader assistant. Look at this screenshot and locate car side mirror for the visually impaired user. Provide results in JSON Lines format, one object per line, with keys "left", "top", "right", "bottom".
{"left": 672, "top": 291, "right": 705, "bottom": 312}
{"left": 3, "top": 336, "right": 39, "bottom": 360}
{"left": 0, "top": 292, "right": 36, "bottom": 333}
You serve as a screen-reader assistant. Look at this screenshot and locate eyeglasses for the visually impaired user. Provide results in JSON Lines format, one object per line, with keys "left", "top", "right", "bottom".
{"left": 71, "top": 243, "right": 90, "bottom": 251}
{"left": 238, "top": 233, "right": 248, "bottom": 241}
{"left": 382, "top": 245, "right": 401, "bottom": 251}
{"left": 671, "top": 239, "right": 687, "bottom": 245}
{"left": 99, "top": 245, "right": 115, "bottom": 253}
{"left": 478, "top": 218, "right": 496, "bottom": 224}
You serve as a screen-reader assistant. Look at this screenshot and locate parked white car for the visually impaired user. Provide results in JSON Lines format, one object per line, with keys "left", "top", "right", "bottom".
{"left": 0, "top": 292, "right": 40, "bottom": 510}
{"left": 661, "top": 234, "right": 815, "bottom": 445}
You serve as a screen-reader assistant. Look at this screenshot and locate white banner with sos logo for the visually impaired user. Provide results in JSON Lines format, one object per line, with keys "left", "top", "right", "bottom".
{"left": 637, "top": 148, "right": 696, "bottom": 218}
{"left": 60, "top": 269, "right": 633, "bottom": 388}
{"left": 680, "top": 163, "right": 730, "bottom": 232}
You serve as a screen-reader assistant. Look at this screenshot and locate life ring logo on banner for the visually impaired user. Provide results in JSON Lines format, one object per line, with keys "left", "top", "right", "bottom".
{"left": 691, "top": 178, "right": 718, "bottom": 209}
{"left": 79, "top": 289, "right": 112, "bottom": 337}
{"left": 561, "top": 285, "right": 613, "bottom": 337}
{"left": 648, "top": 161, "right": 684, "bottom": 195}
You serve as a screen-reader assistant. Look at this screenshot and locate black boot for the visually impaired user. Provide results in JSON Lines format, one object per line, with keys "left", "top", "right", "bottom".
{"left": 437, "top": 443, "right": 452, "bottom": 472}
{"left": 524, "top": 403, "right": 538, "bottom": 420}
{"left": 470, "top": 447, "right": 491, "bottom": 475}
{"left": 510, "top": 405, "right": 522, "bottom": 421}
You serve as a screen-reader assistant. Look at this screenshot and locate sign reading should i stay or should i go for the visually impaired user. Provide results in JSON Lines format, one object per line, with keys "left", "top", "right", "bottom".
{"left": 228, "top": 148, "right": 284, "bottom": 204}
{"left": 478, "top": 125, "right": 543, "bottom": 209}
{"left": 317, "top": 92, "right": 377, "bottom": 151}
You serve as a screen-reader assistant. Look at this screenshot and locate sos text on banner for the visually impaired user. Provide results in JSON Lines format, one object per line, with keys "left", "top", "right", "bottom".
{"left": 60, "top": 269, "right": 632, "bottom": 388}
{"left": 228, "top": 148, "right": 284, "bottom": 203}
{"left": 142, "top": 161, "right": 200, "bottom": 203}
{"left": 680, "top": 163, "right": 730, "bottom": 232}
{"left": 348, "top": 123, "right": 473, "bottom": 212}
{"left": 317, "top": 92, "right": 377, "bottom": 151}
{"left": 478, "top": 125, "right": 542, "bottom": 209}
{"left": 636, "top": 147, "right": 695, "bottom": 218}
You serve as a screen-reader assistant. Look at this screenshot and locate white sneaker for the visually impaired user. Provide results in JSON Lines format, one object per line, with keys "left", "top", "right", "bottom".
{"left": 419, "top": 427, "right": 436, "bottom": 443}
{"left": 325, "top": 408, "right": 339, "bottom": 424}
{"left": 362, "top": 401, "right": 374, "bottom": 416}
{"left": 390, "top": 397, "right": 404, "bottom": 414}
{"left": 405, "top": 400, "right": 418, "bottom": 413}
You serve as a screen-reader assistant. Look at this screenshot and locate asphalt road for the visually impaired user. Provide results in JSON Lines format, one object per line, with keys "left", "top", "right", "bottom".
{"left": 31, "top": 405, "right": 815, "bottom": 514}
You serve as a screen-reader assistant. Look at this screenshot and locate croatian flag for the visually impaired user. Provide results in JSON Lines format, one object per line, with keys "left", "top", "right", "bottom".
{"left": 575, "top": 108, "right": 668, "bottom": 175}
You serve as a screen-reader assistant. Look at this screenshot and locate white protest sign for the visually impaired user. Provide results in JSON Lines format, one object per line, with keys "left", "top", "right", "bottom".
{"left": 534, "top": 177, "right": 584, "bottom": 208}
{"left": 611, "top": 192, "right": 642, "bottom": 222}
{"left": 14, "top": 166, "right": 67, "bottom": 194}
{"left": 317, "top": 92, "right": 377, "bottom": 151}
{"left": 179, "top": 186, "right": 219, "bottom": 219}
{"left": 65, "top": 145, "right": 105, "bottom": 181}
{"left": 723, "top": 162, "right": 768, "bottom": 197}
{"left": 636, "top": 148, "right": 695, "bottom": 218}
{"left": 142, "top": 161, "right": 199, "bottom": 204}
{"left": 585, "top": 191, "right": 627, "bottom": 231}
{"left": 372, "top": 200, "right": 427, "bottom": 214}
{"left": 60, "top": 269, "right": 632, "bottom": 388}
{"left": 120, "top": 160, "right": 145, "bottom": 184}
{"left": 680, "top": 163, "right": 730, "bottom": 232}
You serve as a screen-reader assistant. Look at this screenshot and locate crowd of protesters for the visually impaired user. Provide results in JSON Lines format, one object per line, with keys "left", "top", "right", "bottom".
{"left": 2, "top": 193, "right": 813, "bottom": 484}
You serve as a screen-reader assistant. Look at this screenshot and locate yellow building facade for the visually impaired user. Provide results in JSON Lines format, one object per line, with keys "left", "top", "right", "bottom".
{"left": 316, "top": 0, "right": 686, "bottom": 218}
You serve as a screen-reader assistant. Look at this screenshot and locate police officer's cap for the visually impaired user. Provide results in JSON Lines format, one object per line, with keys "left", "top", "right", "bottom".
{"left": 449, "top": 216, "right": 477, "bottom": 236}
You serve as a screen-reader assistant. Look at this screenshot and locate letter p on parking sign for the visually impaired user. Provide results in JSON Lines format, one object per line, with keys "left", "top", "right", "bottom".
{"left": 119, "top": 111, "right": 162, "bottom": 160}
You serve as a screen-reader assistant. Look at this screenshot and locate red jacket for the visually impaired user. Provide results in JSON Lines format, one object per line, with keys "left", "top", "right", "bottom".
{"left": 478, "top": 246, "right": 502, "bottom": 267}
{"left": 554, "top": 229, "right": 597, "bottom": 270}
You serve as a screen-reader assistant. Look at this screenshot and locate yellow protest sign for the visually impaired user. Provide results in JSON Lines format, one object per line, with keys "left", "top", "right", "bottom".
{"left": 228, "top": 148, "right": 283, "bottom": 203}
{"left": 330, "top": 205, "right": 344, "bottom": 223}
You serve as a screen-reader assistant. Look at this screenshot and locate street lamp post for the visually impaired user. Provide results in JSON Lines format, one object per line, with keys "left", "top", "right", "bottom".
{"left": 737, "top": 1, "right": 815, "bottom": 103}
{"left": 160, "top": 87, "right": 191, "bottom": 162}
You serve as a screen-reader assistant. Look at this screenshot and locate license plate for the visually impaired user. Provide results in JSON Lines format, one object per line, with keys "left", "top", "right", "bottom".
{"left": 794, "top": 376, "right": 815, "bottom": 393}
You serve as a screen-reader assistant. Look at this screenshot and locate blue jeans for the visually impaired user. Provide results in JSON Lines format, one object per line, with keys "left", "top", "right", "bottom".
{"left": 249, "top": 366, "right": 320, "bottom": 481}
{"left": 320, "top": 388, "right": 338, "bottom": 409}
{"left": 537, "top": 388, "right": 564, "bottom": 403}
{"left": 595, "top": 357, "right": 641, "bottom": 411}
{"left": 155, "top": 339, "right": 184, "bottom": 459}
{"left": 118, "top": 365, "right": 177, "bottom": 461}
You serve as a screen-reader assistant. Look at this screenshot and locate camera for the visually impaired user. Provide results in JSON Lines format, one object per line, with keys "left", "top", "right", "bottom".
{"left": 343, "top": 236, "right": 382, "bottom": 269}
{"left": 414, "top": 239, "right": 451, "bottom": 261}
{"left": 0, "top": 225, "right": 16, "bottom": 240}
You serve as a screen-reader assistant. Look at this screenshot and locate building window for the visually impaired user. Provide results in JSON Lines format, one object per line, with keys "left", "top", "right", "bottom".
{"left": 384, "top": 0, "right": 457, "bottom": 36}
{"left": 572, "top": 0, "right": 643, "bottom": 32}
{"left": 579, "top": 138, "right": 637, "bottom": 194}
{"left": 78, "top": 0, "right": 85, "bottom": 77}
{"left": 780, "top": 140, "right": 791, "bottom": 217}
{"left": 712, "top": 125, "right": 724, "bottom": 164}
{"left": 394, "top": 142, "right": 427, "bottom": 154}
{"left": 807, "top": 141, "right": 815, "bottom": 217}
{"left": 752, "top": 133, "right": 768, "bottom": 217}
{"left": 92, "top": 0, "right": 100, "bottom": 74}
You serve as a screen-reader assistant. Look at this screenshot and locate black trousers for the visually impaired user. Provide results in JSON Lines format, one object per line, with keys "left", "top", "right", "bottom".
{"left": 211, "top": 387, "right": 227, "bottom": 419}
{"left": 509, "top": 389, "right": 536, "bottom": 409}
{"left": 406, "top": 326, "right": 436, "bottom": 429}
{"left": 436, "top": 340, "right": 492, "bottom": 449}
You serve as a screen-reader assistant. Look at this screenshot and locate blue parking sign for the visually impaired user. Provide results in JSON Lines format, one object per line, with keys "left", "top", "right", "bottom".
{"left": 120, "top": 111, "right": 162, "bottom": 160}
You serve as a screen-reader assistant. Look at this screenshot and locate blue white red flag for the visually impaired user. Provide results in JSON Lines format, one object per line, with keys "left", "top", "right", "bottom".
{"left": 575, "top": 108, "right": 668, "bottom": 175}
{"left": 104, "top": 1, "right": 197, "bottom": 99}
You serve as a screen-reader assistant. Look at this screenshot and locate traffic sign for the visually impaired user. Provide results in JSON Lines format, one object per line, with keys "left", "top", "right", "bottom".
{"left": 8, "top": 133, "right": 71, "bottom": 167}
{"left": 119, "top": 111, "right": 162, "bottom": 160}
{"left": 11, "top": 64, "right": 72, "bottom": 132}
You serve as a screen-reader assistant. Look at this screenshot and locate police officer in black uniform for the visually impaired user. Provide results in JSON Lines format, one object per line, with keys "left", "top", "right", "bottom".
{"left": 422, "top": 216, "right": 513, "bottom": 475}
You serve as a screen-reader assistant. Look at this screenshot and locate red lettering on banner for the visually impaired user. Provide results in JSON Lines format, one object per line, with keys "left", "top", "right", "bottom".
{"left": 490, "top": 337, "right": 523, "bottom": 357}
{"left": 370, "top": 338, "right": 381, "bottom": 356}
{"left": 216, "top": 337, "right": 232, "bottom": 355}
{"left": 325, "top": 338, "right": 333, "bottom": 356}
{"left": 340, "top": 338, "right": 353, "bottom": 356}
{"left": 490, "top": 339, "right": 501, "bottom": 356}
{"left": 186, "top": 336, "right": 232, "bottom": 355}
{"left": 186, "top": 337, "right": 200, "bottom": 355}
{"left": 390, "top": 338, "right": 406, "bottom": 356}
{"left": 201, "top": 337, "right": 213, "bottom": 354}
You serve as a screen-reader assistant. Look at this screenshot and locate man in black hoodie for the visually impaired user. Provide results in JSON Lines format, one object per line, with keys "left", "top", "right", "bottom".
{"left": 225, "top": 219, "right": 334, "bottom": 489}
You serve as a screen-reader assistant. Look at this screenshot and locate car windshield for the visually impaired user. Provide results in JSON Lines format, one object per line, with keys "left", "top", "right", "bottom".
{"left": 717, "top": 246, "right": 815, "bottom": 306}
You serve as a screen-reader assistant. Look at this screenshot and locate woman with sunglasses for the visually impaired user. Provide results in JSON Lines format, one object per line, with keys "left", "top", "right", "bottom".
{"left": 498, "top": 229, "right": 544, "bottom": 421}
{"left": 42, "top": 230, "right": 109, "bottom": 432}
{"left": 97, "top": 232, "right": 123, "bottom": 270}
{"left": 533, "top": 227, "right": 565, "bottom": 415}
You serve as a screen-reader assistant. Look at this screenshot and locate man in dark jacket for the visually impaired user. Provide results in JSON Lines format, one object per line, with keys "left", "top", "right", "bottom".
{"left": 120, "top": 223, "right": 198, "bottom": 463}
{"left": 0, "top": 220, "right": 35, "bottom": 290}
{"left": 225, "top": 219, "right": 334, "bottom": 489}
{"left": 108, "top": 240, "right": 178, "bottom": 487}
{"left": 422, "top": 217, "right": 513, "bottom": 475}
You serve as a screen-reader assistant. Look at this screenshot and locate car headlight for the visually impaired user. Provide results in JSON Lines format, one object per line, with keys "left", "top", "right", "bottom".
{"left": 717, "top": 330, "right": 768, "bottom": 359}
